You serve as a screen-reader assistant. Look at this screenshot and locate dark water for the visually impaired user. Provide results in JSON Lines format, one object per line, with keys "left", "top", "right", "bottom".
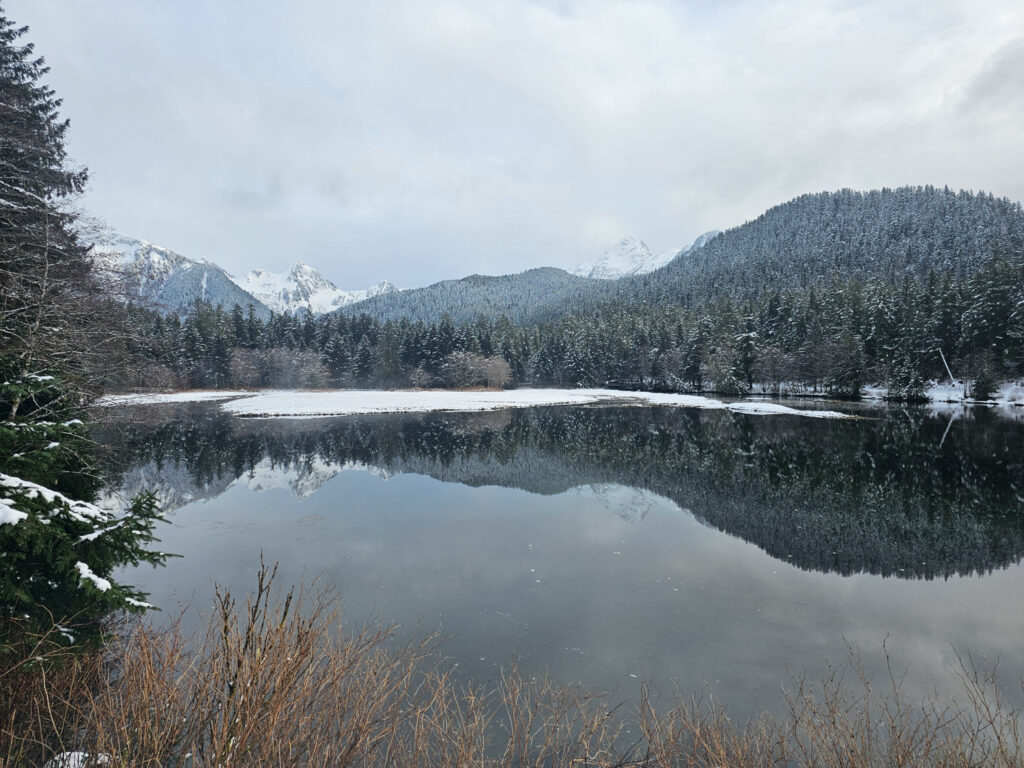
{"left": 93, "top": 402, "right": 1024, "bottom": 720}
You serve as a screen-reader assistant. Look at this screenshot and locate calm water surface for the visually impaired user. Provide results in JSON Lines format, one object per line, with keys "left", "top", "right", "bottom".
{"left": 93, "top": 401, "right": 1024, "bottom": 720}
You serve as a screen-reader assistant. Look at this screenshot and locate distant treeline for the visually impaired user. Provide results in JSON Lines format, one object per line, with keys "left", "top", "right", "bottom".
{"left": 114, "top": 246, "right": 1023, "bottom": 399}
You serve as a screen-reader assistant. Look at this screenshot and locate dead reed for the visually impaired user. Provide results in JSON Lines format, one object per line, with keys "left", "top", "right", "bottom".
{"left": 2, "top": 565, "right": 1021, "bottom": 767}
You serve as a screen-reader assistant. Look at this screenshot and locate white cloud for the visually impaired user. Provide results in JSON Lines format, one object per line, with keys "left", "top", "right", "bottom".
{"left": 7, "top": 0, "right": 1024, "bottom": 287}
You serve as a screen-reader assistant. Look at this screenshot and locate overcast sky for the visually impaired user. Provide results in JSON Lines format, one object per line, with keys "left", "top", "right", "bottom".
{"left": 8, "top": 0, "right": 1024, "bottom": 288}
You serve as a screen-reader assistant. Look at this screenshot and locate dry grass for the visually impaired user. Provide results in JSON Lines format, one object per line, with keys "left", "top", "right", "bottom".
{"left": 2, "top": 566, "right": 1021, "bottom": 767}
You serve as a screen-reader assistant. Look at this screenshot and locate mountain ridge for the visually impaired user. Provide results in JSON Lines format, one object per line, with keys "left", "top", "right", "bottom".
{"left": 91, "top": 186, "right": 1024, "bottom": 327}
{"left": 89, "top": 233, "right": 397, "bottom": 318}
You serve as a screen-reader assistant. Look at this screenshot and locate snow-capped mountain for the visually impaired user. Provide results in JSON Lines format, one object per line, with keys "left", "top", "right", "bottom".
{"left": 238, "top": 457, "right": 390, "bottom": 501}
{"left": 574, "top": 483, "right": 672, "bottom": 523}
{"left": 569, "top": 231, "right": 720, "bottom": 280}
{"left": 235, "top": 262, "right": 397, "bottom": 316}
{"left": 98, "top": 460, "right": 237, "bottom": 516}
{"left": 90, "top": 232, "right": 396, "bottom": 318}
{"left": 569, "top": 236, "right": 668, "bottom": 280}
{"left": 90, "top": 233, "right": 272, "bottom": 318}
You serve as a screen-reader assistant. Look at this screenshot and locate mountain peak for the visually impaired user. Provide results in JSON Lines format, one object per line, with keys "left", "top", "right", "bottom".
{"left": 568, "top": 236, "right": 661, "bottom": 280}
{"left": 237, "top": 262, "right": 394, "bottom": 315}
{"left": 613, "top": 235, "right": 648, "bottom": 249}
{"left": 568, "top": 230, "right": 719, "bottom": 280}
{"left": 286, "top": 261, "right": 337, "bottom": 292}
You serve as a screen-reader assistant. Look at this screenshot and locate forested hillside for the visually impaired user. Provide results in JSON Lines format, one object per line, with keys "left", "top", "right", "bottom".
{"left": 626, "top": 186, "right": 1024, "bottom": 307}
{"left": 339, "top": 267, "right": 601, "bottom": 325}
{"left": 340, "top": 186, "right": 1024, "bottom": 327}
{"left": 115, "top": 186, "right": 1024, "bottom": 399}
{"left": 116, "top": 235, "right": 1023, "bottom": 399}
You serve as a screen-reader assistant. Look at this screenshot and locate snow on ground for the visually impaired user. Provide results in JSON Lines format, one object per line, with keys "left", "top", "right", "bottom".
{"left": 622, "top": 391, "right": 850, "bottom": 418}
{"left": 221, "top": 388, "right": 608, "bottom": 417}
{"left": 95, "top": 390, "right": 253, "bottom": 406}
{"left": 862, "top": 379, "right": 1024, "bottom": 407}
{"left": 98, "top": 382, "right": 1024, "bottom": 420}
{"left": 44, "top": 752, "right": 110, "bottom": 768}
{"left": 215, "top": 388, "right": 854, "bottom": 419}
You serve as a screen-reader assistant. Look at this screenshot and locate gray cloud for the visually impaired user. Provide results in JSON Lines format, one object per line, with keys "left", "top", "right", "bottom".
{"left": 8, "top": 0, "right": 1024, "bottom": 288}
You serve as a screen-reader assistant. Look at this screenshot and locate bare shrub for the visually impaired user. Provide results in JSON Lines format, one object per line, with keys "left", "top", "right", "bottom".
{"left": 228, "top": 348, "right": 331, "bottom": 389}
{"left": 229, "top": 348, "right": 264, "bottom": 388}
{"left": 442, "top": 352, "right": 513, "bottom": 388}
{"left": 636, "top": 648, "right": 1024, "bottom": 768}
{"left": 409, "top": 366, "right": 438, "bottom": 388}
{"left": 4, "top": 569, "right": 1023, "bottom": 768}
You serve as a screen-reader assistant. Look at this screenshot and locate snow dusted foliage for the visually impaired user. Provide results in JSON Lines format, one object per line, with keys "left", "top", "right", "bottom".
{"left": 89, "top": 232, "right": 271, "bottom": 319}
{"left": 569, "top": 231, "right": 719, "bottom": 280}
{"left": 627, "top": 186, "right": 1024, "bottom": 305}
{"left": 0, "top": 411, "right": 167, "bottom": 636}
{"left": 236, "top": 260, "right": 396, "bottom": 316}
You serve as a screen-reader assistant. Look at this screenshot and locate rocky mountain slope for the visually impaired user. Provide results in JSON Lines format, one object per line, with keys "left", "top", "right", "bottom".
{"left": 89, "top": 233, "right": 271, "bottom": 318}
{"left": 237, "top": 262, "right": 396, "bottom": 316}
{"left": 90, "top": 233, "right": 394, "bottom": 318}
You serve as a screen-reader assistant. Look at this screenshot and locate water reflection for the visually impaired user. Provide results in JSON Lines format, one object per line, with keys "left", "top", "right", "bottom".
{"left": 89, "top": 402, "right": 1024, "bottom": 721}
{"left": 95, "top": 404, "right": 1024, "bottom": 580}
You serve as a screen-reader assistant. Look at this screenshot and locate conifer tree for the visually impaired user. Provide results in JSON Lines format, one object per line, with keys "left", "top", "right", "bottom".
{"left": 0, "top": 8, "right": 167, "bottom": 644}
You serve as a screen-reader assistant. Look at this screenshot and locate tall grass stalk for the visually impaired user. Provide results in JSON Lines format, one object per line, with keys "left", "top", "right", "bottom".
{"left": 2, "top": 565, "right": 1021, "bottom": 767}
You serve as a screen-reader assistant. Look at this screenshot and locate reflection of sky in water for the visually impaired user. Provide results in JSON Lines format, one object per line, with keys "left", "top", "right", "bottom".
{"left": 124, "top": 455, "right": 1024, "bottom": 722}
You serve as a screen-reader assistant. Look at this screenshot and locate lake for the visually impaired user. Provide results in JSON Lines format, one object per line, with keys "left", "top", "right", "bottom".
{"left": 92, "top": 399, "right": 1024, "bottom": 721}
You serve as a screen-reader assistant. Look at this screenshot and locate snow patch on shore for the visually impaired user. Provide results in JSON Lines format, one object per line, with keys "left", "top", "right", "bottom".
{"left": 221, "top": 389, "right": 608, "bottom": 417}
{"left": 211, "top": 388, "right": 854, "bottom": 419}
{"left": 95, "top": 390, "right": 253, "bottom": 406}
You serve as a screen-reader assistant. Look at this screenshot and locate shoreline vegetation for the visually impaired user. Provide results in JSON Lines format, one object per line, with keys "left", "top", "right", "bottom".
{"left": 3, "top": 565, "right": 1022, "bottom": 768}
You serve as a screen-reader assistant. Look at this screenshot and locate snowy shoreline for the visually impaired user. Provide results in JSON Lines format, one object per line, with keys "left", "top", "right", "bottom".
{"left": 93, "top": 390, "right": 253, "bottom": 406}
{"left": 96, "top": 387, "right": 854, "bottom": 420}
{"left": 95, "top": 377, "right": 1024, "bottom": 416}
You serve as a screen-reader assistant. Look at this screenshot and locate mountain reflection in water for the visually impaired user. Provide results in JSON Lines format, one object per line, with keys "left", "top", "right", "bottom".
{"left": 95, "top": 403, "right": 1024, "bottom": 580}
{"left": 89, "top": 402, "right": 1024, "bottom": 722}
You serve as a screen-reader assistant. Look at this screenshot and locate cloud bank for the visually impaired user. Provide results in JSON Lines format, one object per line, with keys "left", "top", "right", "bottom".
{"left": 9, "top": 0, "right": 1024, "bottom": 287}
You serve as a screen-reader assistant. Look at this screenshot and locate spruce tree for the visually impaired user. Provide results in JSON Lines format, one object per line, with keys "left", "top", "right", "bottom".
{"left": 0, "top": 8, "right": 167, "bottom": 645}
